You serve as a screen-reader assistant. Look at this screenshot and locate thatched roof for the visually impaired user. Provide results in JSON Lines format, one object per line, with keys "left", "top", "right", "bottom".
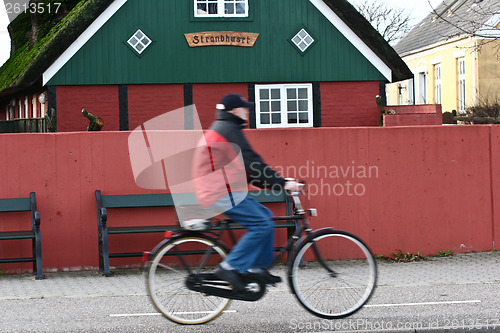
{"left": 0, "top": 0, "right": 114, "bottom": 102}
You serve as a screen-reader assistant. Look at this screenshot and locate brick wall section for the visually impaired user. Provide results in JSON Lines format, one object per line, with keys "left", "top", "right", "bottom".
{"left": 387, "top": 105, "right": 442, "bottom": 114}
{"left": 127, "top": 84, "right": 185, "bottom": 131}
{"left": 192, "top": 83, "right": 249, "bottom": 129}
{"left": 54, "top": 82, "right": 388, "bottom": 131}
{"left": 57, "top": 85, "right": 120, "bottom": 132}
{"left": 320, "top": 81, "right": 380, "bottom": 127}
{"left": 384, "top": 105, "right": 442, "bottom": 126}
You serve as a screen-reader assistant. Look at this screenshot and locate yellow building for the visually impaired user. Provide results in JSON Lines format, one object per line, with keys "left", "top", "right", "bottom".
{"left": 387, "top": 0, "right": 500, "bottom": 114}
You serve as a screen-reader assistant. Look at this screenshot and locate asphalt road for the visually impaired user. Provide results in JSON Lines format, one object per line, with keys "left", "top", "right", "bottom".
{"left": 1, "top": 252, "right": 499, "bottom": 332}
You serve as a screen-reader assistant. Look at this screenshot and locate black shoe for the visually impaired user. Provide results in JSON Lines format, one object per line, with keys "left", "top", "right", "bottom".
{"left": 214, "top": 266, "right": 246, "bottom": 292}
{"left": 257, "top": 269, "right": 282, "bottom": 285}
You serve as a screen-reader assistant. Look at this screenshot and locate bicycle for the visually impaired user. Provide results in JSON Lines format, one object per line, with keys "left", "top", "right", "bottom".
{"left": 144, "top": 185, "right": 377, "bottom": 325}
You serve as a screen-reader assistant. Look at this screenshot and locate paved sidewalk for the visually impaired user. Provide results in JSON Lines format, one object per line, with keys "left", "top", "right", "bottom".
{"left": 0, "top": 251, "right": 499, "bottom": 300}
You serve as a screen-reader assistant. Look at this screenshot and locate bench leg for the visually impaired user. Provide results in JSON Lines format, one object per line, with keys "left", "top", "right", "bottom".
{"left": 33, "top": 228, "right": 45, "bottom": 280}
{"left": 98, "top": 227, "right": 112, "bottom": 276}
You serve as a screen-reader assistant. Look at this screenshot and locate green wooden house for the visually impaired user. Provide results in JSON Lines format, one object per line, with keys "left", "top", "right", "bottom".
{"left": 0, "top": 0, "right": 412, "bottom": 131}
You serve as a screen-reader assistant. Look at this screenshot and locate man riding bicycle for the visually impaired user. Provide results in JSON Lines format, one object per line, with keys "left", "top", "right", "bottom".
{"left": 192, "top": 93, "right": 299, "bottom": 291}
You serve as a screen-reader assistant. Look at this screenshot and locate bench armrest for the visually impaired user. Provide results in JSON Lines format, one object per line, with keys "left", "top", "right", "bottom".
{"left": 100, "top": 207, "right": 108, "bottom": 224}
{"left": 34, "top": 211, "right": 41, "bottom": 227}
{"left": 96, "top": 190, "right": 108, "bottom": 227}
{"left": 29, "top": 192, "right": 41, "bottom": 229}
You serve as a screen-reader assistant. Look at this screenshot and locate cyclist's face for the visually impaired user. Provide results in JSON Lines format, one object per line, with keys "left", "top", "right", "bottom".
{"left": 230, "top": 107, "right": 249, "bottom": 123}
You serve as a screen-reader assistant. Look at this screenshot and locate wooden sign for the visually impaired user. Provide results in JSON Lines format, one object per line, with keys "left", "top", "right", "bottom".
{"left": 184, "top": 31, "right": 259, "bottom": 47}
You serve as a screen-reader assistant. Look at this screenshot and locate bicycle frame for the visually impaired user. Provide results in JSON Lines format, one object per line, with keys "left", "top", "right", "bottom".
{"left": 145, "top": 194, "right": 335, "bottom": 278}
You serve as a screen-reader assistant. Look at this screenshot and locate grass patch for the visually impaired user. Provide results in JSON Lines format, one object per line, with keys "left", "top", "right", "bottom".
{"left": 437, "top": 250, "right": 454, "bottom": 257}
{"left": 377, "top": 249, "right": 427, "bottom": 263}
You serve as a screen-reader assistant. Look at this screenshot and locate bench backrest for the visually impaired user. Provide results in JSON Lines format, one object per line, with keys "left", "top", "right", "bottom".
{"left": 0, "top": 193, "right": 37, "bottom": 212}
{"left": 0, "top": 193, "right": 40, "bottom": 228}
{"left": 97, "top": 190, "right": 288, "bottom": 208}
{"left": 0, "top": 198, "right": 31, "bottom": 212}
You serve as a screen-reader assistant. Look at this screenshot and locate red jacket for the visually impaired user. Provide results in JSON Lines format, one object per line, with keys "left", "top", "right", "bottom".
{"left": 193, "top": 111, "right": 285, "bottom": 206}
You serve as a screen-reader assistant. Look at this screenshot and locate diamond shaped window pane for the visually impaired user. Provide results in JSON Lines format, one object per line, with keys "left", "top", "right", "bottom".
{"left": 129, "top": 37, "right": 138, "bottom": 46}
{"left": 291, "top": 28, "right": 314, "bottom": 53}
{"left": 127, "top": 29, "right": 152, "bottom": 55}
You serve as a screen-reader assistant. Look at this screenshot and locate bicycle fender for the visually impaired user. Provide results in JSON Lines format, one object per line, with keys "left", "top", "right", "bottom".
{"left": 286, "top": 227, "right": 335, "bottom": 277}
{"left": 294, "top": 227, "right": 334, "bottom": 251}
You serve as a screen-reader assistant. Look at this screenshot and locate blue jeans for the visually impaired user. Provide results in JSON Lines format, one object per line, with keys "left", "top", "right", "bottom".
{"left": 213, "top": 194, "right": 275, "bottom": 274}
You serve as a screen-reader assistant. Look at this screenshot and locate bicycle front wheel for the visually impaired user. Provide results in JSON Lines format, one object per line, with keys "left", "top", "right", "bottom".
{"left": 290, "top": 229, "right": 377, "bottom": 319}
{"left": 146, "top": 235, "right": 231, "bottom": 325}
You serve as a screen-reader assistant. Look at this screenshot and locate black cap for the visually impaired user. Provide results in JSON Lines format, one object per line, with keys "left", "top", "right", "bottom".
{"left": 217, "top": 93, "right": 255, "bottom": 111}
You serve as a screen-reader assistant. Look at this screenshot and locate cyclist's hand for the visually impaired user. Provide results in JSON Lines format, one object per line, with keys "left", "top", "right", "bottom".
{"left": 284, "top": 180, "right": 302, "bottom": 193}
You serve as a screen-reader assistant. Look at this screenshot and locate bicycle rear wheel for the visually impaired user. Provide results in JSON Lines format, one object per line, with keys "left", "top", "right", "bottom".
{"left": 289, "top": 229, "right": 377, "bottom": 319}
{"left": 146, "top": 235, "right": 231, "bottom": 325}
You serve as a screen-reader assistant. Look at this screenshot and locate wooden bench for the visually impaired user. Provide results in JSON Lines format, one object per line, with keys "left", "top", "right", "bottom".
{"left": 95, "top": 190, "right": 294, "bottom": 276}
{"left": 0, "top": 192, "right": 44, "bottom": 279}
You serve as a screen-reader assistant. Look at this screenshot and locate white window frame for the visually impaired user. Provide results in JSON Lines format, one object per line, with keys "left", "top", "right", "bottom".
{"left": 434, "top": 64, "right": 442, "bottom": 105}
{"left": 458, "top": 57, "right": 466, "bottom": 114}
{"left": 195, "top": 0, "right": 248, "bottom": 17}
{"left": 32, "top": 95, "right": 38, "bottom": 118}
{"left": 407, "top": 78, "right": 414, "bottom": 105}
{"left": 398, "top": 83, "right": 404, "bottom": 105}
{"left": 255, "top": 83, "right": 313, "bottom": 129}
{"left": 418, "top": 72, "right": 427, "bottom": 105}
{"left": 24, "top": 97, "right": 29, "bottom": 119}
{"left": 291, "top": 28, "right": 315, "bottom": 53}
{"left": 127, "top": 29, "right": 152, "bottom": 55}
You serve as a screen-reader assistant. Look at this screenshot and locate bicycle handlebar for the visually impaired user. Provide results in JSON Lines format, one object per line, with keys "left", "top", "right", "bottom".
{"left": 285, "top": 178, "right": 310, "bottom": 215}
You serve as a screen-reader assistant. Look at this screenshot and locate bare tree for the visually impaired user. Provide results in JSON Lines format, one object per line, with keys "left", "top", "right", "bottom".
{"left": 353, "top": 0, "right": 413, "bottom": 45}
{"left": 427, "top": 0, "right": 500, "bottom": 54}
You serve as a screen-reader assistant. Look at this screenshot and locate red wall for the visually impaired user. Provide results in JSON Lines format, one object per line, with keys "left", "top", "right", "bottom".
{"left": 0, "top": 126, "right": 498, "bottom": 274}
{"left": 193, "top": 83, "right": 249, "bottom": 129}
{"left": 491, "top": 126, "right": 500, "bottom": 248}
{"left": 127, "top": 84, "right": 185, "bottom": 130}
{"left": 384, "top": 105, "right": 442, "bottom": 127}
{"left": 57, "top": 85, "right": 120, "bottom": 132}
{"left": 320, "top": 81, "right": 380, "bottom": 127}
{"left": 54, "top": 82, "right": 384, "bottom": 132}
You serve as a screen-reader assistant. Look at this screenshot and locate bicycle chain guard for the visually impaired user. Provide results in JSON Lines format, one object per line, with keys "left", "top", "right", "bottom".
{"left": 185, "top": 273, "right": 267, "bottom": 302}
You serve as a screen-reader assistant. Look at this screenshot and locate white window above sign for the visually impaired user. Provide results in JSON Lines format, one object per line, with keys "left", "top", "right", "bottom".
{"left": 195, "top": 0, "right": 248, "bottom": 17}
{"left": 127, "top": 29, "right": 152, "bottom": 55}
